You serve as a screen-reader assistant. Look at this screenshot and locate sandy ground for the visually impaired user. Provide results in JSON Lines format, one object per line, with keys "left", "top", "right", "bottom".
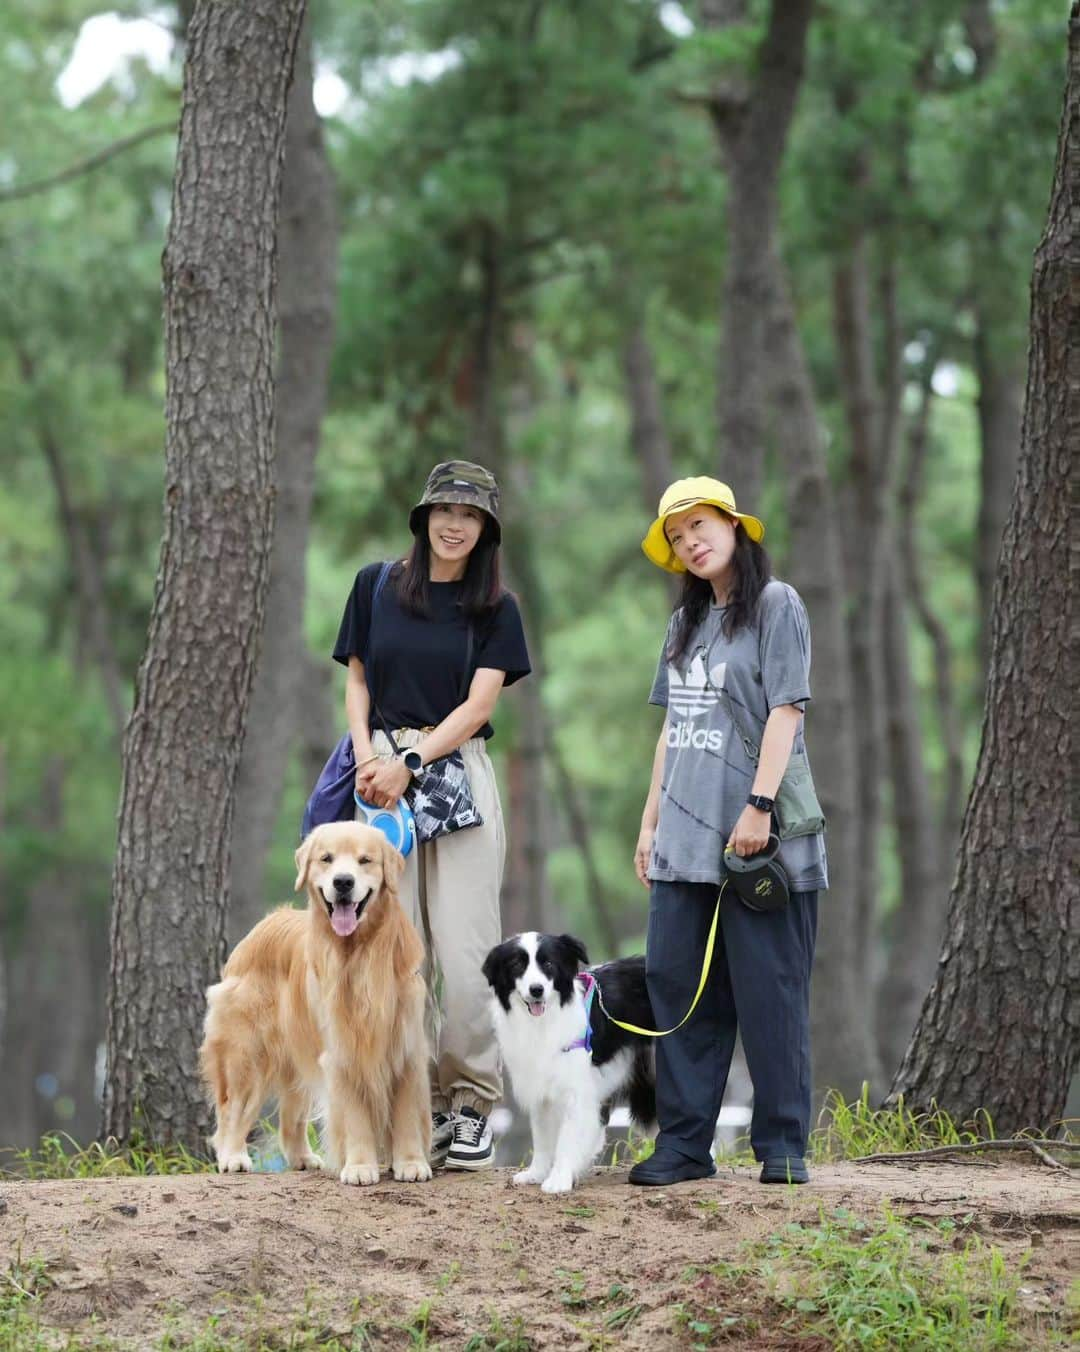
{"left": 2, "top": 1159, "right": 1077, "bottom": 1348}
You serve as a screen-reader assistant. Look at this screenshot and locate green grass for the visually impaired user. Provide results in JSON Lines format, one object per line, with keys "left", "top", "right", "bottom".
{"left": 1, "top": 1131, "right": 213, "bottom": 1180}
{"left": 612, "top": 1086, "right": 1007, "bottom": 1171}
{"left": 675, "top": 1204, "right": 1048, "bottom": 1350}
{"left": 0, "top": 1271, "right": 386, "bottom": 1352}
{"left": 809, "top": 1087, "right": 1000, "bottom": 1163}
{"left": 624, "top": 1087, "right": 1077, "bottom": 1172}
{"left": 463, "top": 1309, "right": 534, "bottom": 1351}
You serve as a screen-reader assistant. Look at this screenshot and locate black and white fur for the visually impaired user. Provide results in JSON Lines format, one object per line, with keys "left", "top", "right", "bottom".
{"left": 482, "top": 932, "right": 656, "bottom": 1193}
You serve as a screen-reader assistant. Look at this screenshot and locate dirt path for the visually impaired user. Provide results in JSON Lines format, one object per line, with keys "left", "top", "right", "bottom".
{"left": 2, "top": 1161, "right": 1077, "bottom": 1348}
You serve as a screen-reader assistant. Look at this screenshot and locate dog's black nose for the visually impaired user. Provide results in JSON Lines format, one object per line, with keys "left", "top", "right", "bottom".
{"left": 332, "top": 874, "right": 354, "bottom": 895}
{"left": 528, "top": 983, "right": 545, "bottom": 999}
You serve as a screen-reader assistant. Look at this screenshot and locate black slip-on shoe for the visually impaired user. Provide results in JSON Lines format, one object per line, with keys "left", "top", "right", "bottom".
{"left": 628, "top": 1147, "right": 716, "bottom": 1187}
{"left": 759, "top": 1156, "right": 809, "bottom": 1184}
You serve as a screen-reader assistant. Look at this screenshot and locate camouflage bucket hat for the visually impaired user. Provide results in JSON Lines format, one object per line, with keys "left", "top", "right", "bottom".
{"left": 409, "top": 460, "right": 502, "bottom": 543}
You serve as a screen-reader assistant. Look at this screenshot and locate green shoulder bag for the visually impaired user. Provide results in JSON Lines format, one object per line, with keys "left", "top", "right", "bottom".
{"left": 718, "top": 688, "right": 825, "bottom": 840}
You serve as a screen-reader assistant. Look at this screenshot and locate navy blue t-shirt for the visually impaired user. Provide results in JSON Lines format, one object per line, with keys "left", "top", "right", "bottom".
{"left": 332, "top": 562, "right": 531, "bottom": 739}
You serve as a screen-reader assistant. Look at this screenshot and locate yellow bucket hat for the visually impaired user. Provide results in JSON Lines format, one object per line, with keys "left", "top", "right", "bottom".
{"left": 642, "top": 477, "right": 765, "bottom": 572}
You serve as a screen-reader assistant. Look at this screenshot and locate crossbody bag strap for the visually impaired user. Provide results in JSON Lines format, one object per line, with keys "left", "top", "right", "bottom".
{"left": 717, "top": 685, "right": 762, "bottom": 764}
{"left": 367, "top": 562, "right": 400, "bottom": 754}
{"left": 367, "top": 562, "right": 476, "bottom": 751}
{"left": 458, "top": 623, "right": 475, "bottom": 705}
{"left": 699, "top": 631, "right": 761, "bottom": 764}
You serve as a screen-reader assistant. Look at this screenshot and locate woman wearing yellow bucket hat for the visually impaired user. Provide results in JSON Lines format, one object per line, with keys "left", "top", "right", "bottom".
{"left": 628, "top": 478, "right": 827, "bottom": 1188}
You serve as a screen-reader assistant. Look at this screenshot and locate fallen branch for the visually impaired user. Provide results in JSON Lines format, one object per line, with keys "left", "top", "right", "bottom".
{"left": 854, "top": 1139, "right": 1080, "bottom": 1174}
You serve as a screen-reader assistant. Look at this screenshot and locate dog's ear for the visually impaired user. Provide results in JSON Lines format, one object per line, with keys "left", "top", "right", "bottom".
{"left": 294, "top": 832, "right": 316, "bottom": 892}
{"left": 379, "top": 836, "right": 406, "bottom": 889}
{"left": 557, "top": 934, "right": 590, "bottom": 970}
{"left": 481, "top": 944, "right": 502, "bottom": 989}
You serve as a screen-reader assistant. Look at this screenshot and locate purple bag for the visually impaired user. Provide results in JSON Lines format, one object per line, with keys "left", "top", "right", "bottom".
{"left": 300, "top": 732, "right": 357, "bottom": 840}
{"left": 300, "top": 563, "right": 393, "bottom": 840}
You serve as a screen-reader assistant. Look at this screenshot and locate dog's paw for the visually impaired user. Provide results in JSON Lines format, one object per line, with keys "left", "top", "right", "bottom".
{"left": 340, "top": 1162, "right": 381, "bottom": 1187}
{"left": 288, "top": 1152, "right": 324, "bottom": 1172}
{"left": 541, "top": 1170, "right": 574, "bottom": 1194}
{"left": 217, "top": 1151, "right": 253, "bottom": 1174}
{"left": 393, "top": 1158, "right": 433, "bottom": 1183}
{"left": 512, "top": 1169, "right": 544, "bottom": 1186}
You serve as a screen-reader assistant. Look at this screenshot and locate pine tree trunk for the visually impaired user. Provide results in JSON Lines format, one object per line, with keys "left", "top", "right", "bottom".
{"left": 887, "top": 10, "right": 1080, "bottom": 1131}
{"left": 102, "top": 0, "right": 307, "bottom": 1151}
{"left": 972, "top": 317, "right": 1024, "bottom": 677}
{"left": 765, "top": 256, "right": 882, "bottom": 1098}
{"left": 876, "top": 560, "right": 945, "bottom": 1077}
{"left": 621, "top": 316, "right": 675, "bottom": 513}
{"left": 229, "top": 16, "right": 338, "bottom": 946}
{"left": 703, "top": 0, "right": 815, "bottom": 509}
{"left": 965, "top": 0, "right": 1026, "bottom": 679}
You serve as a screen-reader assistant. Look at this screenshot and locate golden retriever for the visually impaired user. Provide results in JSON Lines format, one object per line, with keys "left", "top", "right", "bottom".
{"left": 200, "top": 821, "right": 432, "bottom": 1185}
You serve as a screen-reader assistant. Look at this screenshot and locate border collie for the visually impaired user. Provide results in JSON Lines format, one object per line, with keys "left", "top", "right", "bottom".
{"left": 482, "top": 932, "right": 656, "bottom": 1193}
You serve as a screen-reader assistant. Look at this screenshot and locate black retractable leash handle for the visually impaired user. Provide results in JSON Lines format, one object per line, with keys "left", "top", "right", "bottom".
{"left": 723, "top": 833, "right": 790, "bottom": 912}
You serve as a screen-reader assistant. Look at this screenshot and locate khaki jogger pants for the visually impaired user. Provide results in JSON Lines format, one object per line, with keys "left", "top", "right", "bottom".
{"left": 370, "top": 730, "right": 504, "bottom": 1115}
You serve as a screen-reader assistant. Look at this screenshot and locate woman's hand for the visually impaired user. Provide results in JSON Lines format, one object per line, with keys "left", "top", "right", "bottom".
{"left": 355, "top": 760, "right": 378, "bottom": 800}
{"left": 634, "top": 825, "right": 656, "bottom": 889}
{"left": 727, "top": 805, "right": 772, "bottom": 859}
{"left": 359, "top": 756, "right": 412, "bottom": 808}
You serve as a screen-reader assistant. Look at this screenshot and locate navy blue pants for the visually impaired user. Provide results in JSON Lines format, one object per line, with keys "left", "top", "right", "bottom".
{"left": 645, "top": 880, "right": 818, "bottom": 1166}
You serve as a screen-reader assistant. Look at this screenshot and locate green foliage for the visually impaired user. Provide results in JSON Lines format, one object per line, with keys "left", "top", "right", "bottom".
{"left": 1, "top": 1131, "right": 213, "bottom": 1179}
{"left": 0, "top": 0, "right": 1070, "bottom": 1142}
{"left": 811, "top": 1087, "right": 997, "bottom": 1162}
{"left": 677, "top": 1206, "right": 1033, "bottom": 1349}
{"left": 463, "top": 1309, "right": 534, "bottom": 1352}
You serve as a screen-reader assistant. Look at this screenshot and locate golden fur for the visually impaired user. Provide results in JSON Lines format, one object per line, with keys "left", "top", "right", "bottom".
{"left": 199, "top": 821, "right": 432, "bottom": 1185}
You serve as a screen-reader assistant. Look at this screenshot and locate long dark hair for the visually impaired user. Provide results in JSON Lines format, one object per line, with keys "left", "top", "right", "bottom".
{"left": 396, "top": 507, "right": 503, "bottom": 619}
{"left": 666, "top": 520, "right": 772, "bottom": 666}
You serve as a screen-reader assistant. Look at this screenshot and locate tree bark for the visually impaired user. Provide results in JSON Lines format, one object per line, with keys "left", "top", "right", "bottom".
{"left": 831, "top": 237, "right": 905, "bottom": 1012}
{"left": 765, "top": 254, "right": 883, "bottom": 1098}
{"left": 972, "top": 325, "right": 1024, "bottom": 676}
{"left": 621, "top": 309, "right": 680, "bottom": 604}
{"left": 229, "top": 16, "right": 338, "bottom": 946}
{"left": 888, "top": 9, "right": 1080, "bottom": 1131}
{"left": 875, "top": 560, "right": 945, "bottom": 1077}
{"left": 621, "top": 315, "right": 675, "bottom": 512}
{"left": 704, "top": 0, "right": 815, "bottom": 508}
{"left": 102, "top": 0, "right": 307, "bottom": 1151}
{"left": 965, "top": 0, "right": 1026, "bottom": 678}
{"left": 898, "top": 369, "right": 965, "bottom": 868}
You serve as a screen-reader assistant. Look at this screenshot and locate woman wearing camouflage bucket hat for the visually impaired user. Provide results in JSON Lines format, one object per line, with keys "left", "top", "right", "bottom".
{"left": 333, "top": 460, "right": 531, "bottom": 1172}
{"left": 629, "top": 478, "right": 826, "bottom": 1189}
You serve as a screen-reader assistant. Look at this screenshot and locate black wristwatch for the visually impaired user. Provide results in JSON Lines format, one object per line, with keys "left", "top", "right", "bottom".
{"left": 747, "top": 793, "right": 775, "bottom": 814}
{"left": 402, "top": 749, "right": 424, "bottom": 778}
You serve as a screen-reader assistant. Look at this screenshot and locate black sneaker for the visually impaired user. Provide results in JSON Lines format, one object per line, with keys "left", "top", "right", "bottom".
{"left": 431, "top": 1111, "right": 456, "bottom": 1168}
{"left": 444, "top": 1106, "right": 493, "bottom": 1171}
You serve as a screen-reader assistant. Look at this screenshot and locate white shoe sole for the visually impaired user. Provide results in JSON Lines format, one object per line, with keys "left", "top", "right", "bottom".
{"left": 444, "top": 1151, "right": 494, "bottom": 1171}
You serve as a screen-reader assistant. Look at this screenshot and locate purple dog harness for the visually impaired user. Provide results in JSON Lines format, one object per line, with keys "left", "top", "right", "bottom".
{"left": 562, "top": 971, "right": 597, "bottom": 1054}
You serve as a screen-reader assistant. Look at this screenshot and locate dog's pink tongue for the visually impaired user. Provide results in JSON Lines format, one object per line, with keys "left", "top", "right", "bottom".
{"left": 331, "top": 903, "right": 359, "bottom": 937}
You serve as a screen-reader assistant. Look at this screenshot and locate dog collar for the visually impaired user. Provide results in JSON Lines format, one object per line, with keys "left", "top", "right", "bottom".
{"left": 562, "top": 971, "right": 596, "bottom": 1055}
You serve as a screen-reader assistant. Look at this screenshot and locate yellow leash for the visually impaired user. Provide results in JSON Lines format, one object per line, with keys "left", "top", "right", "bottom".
{"left": 591, "top": 881, "right": 726, "bottom": 1037}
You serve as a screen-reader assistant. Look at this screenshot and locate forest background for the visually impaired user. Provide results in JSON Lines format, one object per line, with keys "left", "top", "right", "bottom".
{"left": 0, "top": 0, "right": 1071, "bottom": 1150}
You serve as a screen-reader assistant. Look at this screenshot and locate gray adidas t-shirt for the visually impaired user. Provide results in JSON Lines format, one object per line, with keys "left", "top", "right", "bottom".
{"left": 648, "top": 579, "right": 828, "bottom": 891}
